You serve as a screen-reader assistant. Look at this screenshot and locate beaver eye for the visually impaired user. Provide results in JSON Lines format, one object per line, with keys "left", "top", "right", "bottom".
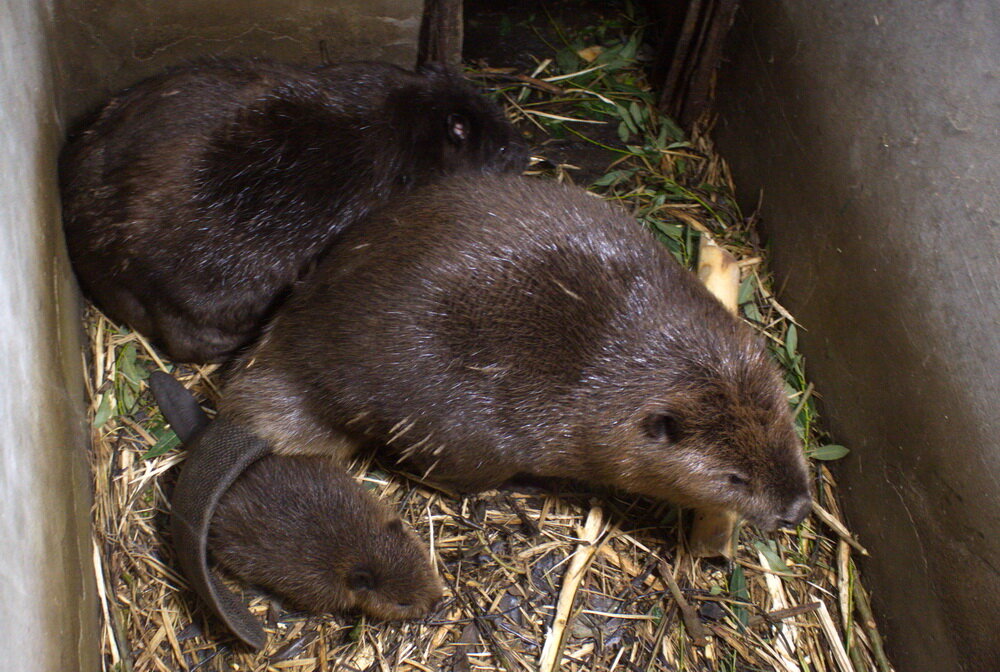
{"left": 644, "top": 413, "right": 682, "bottom": 442}
{"left": 726, "top": 473, "right": 750, "bottom": 488}
{"left": 447, "top": 113, "right": 470, "bottom": 144}
{"left": 347, "top": 567, "right": 377, "bottom": 592}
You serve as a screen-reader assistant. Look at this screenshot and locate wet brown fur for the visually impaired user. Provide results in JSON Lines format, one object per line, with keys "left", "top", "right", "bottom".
{"left": 209, "top": 454, "right": 442, "bottom": 619}
{"left": 221, "top": 174, "right": 811, "bottom": 530}
{"left": 60, "top": 58, "right": 527, "bottom": 363}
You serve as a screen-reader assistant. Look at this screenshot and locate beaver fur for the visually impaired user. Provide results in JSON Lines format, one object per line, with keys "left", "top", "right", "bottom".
{"left": 210, "top": 455, "right": 442, "bottom": 620}
{"left": 220, "top": 174, "right": 812, "bottom": 531}
{"left": 148, "top": 372, "right": 440, "bottom": 649}
{"left": 60, "top": 58, "right": 527, "bottom": 363}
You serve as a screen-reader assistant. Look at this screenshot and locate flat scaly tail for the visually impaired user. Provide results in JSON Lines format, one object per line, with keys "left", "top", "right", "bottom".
{"left": 149, "top": 371, "right": 271, "bottom": 649}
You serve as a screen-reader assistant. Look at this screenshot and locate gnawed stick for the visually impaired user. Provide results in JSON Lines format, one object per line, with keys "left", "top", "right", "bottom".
{"left": 854, "top": 580, "right": 893, "bottom": 672}
{"left": 756, "top": 550, "right": 799, "bottom": 670}
{"left": 747, "top": 601, "right": 822, "bottom": 627}
{"left": 812, "top": 501, "right": 870, "bottom": 556}
{"left": 690, "top": 235, "right": 743, "bottom": 558}
{"left": 816, "top": 600, "right": 857, "bottom": 672}
{"left": 538, "top": 506, "right": 606, "bottom": 672}
{"left": 698, "top": 235, "right": 740, "bottom": 312}
{"left": 658, "top": 560, "right": 708, "bottom": 646}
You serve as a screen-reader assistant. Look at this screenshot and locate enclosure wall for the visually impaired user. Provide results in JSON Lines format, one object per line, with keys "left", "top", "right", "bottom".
{"left": 713, "top": 2, "right": 999, "bottom": 671}
{"left": 52, "top": 0, "right": 423, "bottom": 119}
{"left": 0, "top": 1, "right": 97, "bottom": 669}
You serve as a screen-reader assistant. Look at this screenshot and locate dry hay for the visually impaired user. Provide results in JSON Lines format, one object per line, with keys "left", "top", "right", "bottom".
{"left": 85, "top": 27, "right": 895, "bottom": 672}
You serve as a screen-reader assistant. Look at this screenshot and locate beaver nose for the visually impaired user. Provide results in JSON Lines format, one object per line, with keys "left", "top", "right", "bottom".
{"left": 776, "top": 495, "right": 812, "bottom": 529}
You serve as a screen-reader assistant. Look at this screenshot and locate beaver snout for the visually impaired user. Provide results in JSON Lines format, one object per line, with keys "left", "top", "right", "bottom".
{"left": 774, "top": 493, "right": 812, "bottom": 530}
{"left": 494, "top": 141, "right": 531, "bottom": 173}
{"left": 746, "top": 481, "right": 812, "bottom": 531}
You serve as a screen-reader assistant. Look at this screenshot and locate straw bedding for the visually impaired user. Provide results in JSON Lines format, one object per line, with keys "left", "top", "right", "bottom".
{"left": 84, "top": 17, "right": 894, "bottom": 672}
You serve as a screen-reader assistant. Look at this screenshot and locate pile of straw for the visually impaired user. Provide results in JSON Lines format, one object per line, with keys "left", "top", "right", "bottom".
{"left": 86, "top": 21, "right": 894, "bottom": 672}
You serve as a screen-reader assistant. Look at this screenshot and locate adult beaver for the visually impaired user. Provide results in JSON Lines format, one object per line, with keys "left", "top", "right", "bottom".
{"left": 172, "top": 174, "right": 811, "bottom": 643}
{"left": 61, "top": 59, "right": 527, "bottom": 363}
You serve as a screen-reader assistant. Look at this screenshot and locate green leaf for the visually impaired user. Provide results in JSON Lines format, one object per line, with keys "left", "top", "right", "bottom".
{"left": 556, "top": 48, "right": 580, "bottom": 75}
{"left": 348, "top": 619, "right": 365, "bottom": 641}
{"left": 93, "top": 393, "right": 113, "bottom": 429}
{"left": 615, "top": 104, "right": 638, "bottom": 133}
{"left": 742, "top": 301, "right": 762, "bottom": 323}
{"left": 618, "top": 121, "right": 630, "bottom": 143}
{"left": 140, "top": 430, "right": 181, "bottom": 460}
{"left": 656, "top": 123, "right": 670, "bottom": 149}
{"left": 754, "top": 540, "right": 790, "bottom": 573}
{"left": 729, "top": 564, "right": 749, "bottom": 627}
{"left": 809, "top": 444, "right": 850, "bottom": 461}
{"left": 794, "top": 422, "right": 807, "bottom": 442}
{"left": 619, "top": 33, "right": 641, "bottom": 61}
{"left": 116, "top": 342, "right": 148, "bottom": 387}
{"left": 591, "top": 169, "right": 634, "bottom": 187}
{"left": 738, "top": 274, "right": 756, "bottom": 305}
{"left": 630, "top": 101, "right": 644, "bottom": 129}
{"left": 660, "top": 115, "right": 686, "bottom": 142}
{"left": 117, "top": 384, "right": 136, "bottom": 415}
{"left": 651, "top": 219, "right": 682, "bottom": 240}
{"left": 785, "top": 323, "right": 799, "bottom": 359}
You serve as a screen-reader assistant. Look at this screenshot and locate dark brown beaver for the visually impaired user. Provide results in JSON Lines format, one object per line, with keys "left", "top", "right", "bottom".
{"left": 170, "top": 175, "right": 811, "bottom": 643}
{"left": 60, "top": 58, "right": 527, "bottom": 363}
{"left": 148, "top": 372, "right": 441, "bottom": 649}
{"left": 210, "top": 455, "right": 443, "bottom": 621}
{"left": 222, "top": 174, "right": 812, "bottom": 530}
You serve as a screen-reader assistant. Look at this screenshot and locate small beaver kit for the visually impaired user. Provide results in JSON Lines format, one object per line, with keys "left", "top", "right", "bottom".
{"left": 167, "top": 174, "right": 811, "bottom": 644}
{"left": 149, "top": 372, "right": 441, "bottom": 649}
{"left": 60, "top": 58, "right": 527, "bottom": 363}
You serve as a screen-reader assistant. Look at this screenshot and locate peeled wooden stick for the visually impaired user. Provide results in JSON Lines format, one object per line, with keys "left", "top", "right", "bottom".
{"left": 697, "top": 235, "right": 741, "bottom": 313}
{"left": 690, "top": 235, "right": 742, "bottom": 558}
{"left": 538, "top": 506, "right": 605, "bottom": 672}
{"left": 812, "top": 500, "right": 869, "bottom": 556}
{"left": 816, "top": 600, "right": 857, "bottom": 672}
{"left": 757, "top": 550, "right": 799, "bottom": 670}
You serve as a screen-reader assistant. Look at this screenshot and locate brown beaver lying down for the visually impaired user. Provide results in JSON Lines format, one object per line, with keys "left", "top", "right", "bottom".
{"left": 61, "top": 59, "right": 527, "bottom": 363}
{"left": 169, "top": 174, "right": 811, "bottom": 646}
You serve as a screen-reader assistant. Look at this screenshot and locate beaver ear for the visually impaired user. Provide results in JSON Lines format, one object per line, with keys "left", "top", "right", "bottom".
{"left": 348, "top": 567, "right": 377, "bottom": 592}
{"left": 447, "top": 112, "right": 471, "bottom": 144}
{"left": 643, "top": 413, "right": 683, "bottom": 443}
{"left": 385, "top": 517, "right": 404, "bottom": 534}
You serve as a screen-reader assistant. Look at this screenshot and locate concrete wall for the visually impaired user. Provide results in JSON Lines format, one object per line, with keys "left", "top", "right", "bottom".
{"left": 0, "top": 1, "right": 97, "bottom": 669}
{"left": 52, "top": 0, "right": 423, "bottom": 120}
{"left": 0, "top": 1, "right": 423, "bottom": 667}
{"left": 713, "top": 2, "right": 999, "bottom": 671}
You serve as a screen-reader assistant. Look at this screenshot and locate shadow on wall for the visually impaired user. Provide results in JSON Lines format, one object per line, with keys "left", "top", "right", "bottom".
{"left": 713, "top": 2, "right": 1000, "bottom": 671}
